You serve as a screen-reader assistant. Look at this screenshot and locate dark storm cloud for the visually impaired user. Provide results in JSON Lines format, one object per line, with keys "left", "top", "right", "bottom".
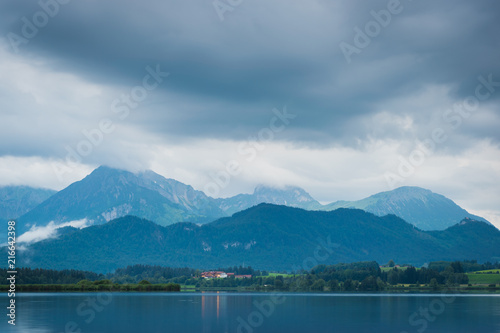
{"left": 1, "top": 0, "right": 500, "bottom": 153}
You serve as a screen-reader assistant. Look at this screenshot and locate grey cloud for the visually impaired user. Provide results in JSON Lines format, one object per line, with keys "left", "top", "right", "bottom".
{"left": 0, "top": 0, "right": 499, "bottom": 157}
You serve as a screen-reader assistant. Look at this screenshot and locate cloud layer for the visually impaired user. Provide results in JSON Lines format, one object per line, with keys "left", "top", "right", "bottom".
{"left": 17, "top": 219, "right": 89, "bottom": 244}
{"left": 0, "top": 0, "right": 499, "bottom": 227}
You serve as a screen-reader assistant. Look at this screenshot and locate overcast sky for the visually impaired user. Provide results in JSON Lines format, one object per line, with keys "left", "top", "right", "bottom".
{"left": 1, "top": 0, "right": 499, "bottom": 228}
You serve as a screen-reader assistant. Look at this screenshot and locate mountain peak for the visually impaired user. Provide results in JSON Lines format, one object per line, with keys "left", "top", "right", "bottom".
{"left": 0, "top": 186, "right": 57, "bottom": 222}
{"left": 392, "top": 186, "right": 433, "bottom": 193}
{"left": 373, "top": 186, "right": 439, "bottom": 199}
{"left": 84, "top": 165, "right": 135, "bottom": 182}
{"left": 458, "top": 217, "right": 486, "bottom": 226}
{"left": 91, "top": 165, "right": 126, "bottom": 174}
{"left": 324, "top": 186, "right": 489, "bottom": 230}
{"left": 17, "top": 166, "right": 226, "bottom": 232}
{"left": 253, "top": 184, "right": 314, "bottom": 200}
{"left": 216, "top": 184, "right": 321, "bottom": 215}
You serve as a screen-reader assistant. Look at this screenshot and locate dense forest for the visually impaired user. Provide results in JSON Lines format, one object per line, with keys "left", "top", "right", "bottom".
{"left": 16, "top": 208, "right": 500, "bottom": 273}
{"left": 0, "top": 265, "right": 260, "bottom": 285}
{"left": 0, "top": 267, "right": 104, "bottom": 284}
{"left": 2, "top": 260, "right": 499, "bottom": 292}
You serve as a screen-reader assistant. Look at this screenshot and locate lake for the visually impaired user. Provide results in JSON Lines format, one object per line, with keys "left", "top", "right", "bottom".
{"left": 1, "top": 292, "right": 499, "bottom": 332}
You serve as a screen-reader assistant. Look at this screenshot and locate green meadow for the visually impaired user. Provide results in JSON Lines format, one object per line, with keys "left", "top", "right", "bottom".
{"left": 467, "top": 270, "right": 500, "bottom": 284}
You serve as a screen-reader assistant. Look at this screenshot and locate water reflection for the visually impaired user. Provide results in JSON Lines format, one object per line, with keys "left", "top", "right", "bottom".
{"left": 1, "top": 293, "right": 499, "bottom": 333}
{"left": 201, "top": 292, "right": 226, "bottom": 320}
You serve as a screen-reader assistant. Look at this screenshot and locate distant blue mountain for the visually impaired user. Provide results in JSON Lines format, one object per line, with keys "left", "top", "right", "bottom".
{"left": 13, "top": 167, "right": 491, "bottom": 235}
{"left": 322, "top": 186, "right": 489, "bottom": 230}
{"left": 0, "top": 186, "right": 56, "bottom": 221}
{"left": 216, "top": 185, "right": 321, "bottom": 215}
{"left": 16, "top": 166, "right": 226, "bottom": 233}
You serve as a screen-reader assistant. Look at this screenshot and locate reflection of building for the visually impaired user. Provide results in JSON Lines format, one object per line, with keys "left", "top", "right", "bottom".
{"left": 201, "top": 291, "right": 226, "bottom": 320}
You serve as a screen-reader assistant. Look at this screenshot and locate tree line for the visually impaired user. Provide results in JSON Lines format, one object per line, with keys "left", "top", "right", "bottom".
{"left": 0, "top": 264, "right": 259, "bottom": 285}
{"left": 2, "top": 260, "right": 499, "bottom": 292}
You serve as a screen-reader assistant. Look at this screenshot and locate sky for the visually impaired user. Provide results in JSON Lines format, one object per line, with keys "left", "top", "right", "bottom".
{"left": 0, "top": 0, "right": 499, "bottom": 228}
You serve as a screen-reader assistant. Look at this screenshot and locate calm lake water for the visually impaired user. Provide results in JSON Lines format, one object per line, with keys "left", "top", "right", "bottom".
{"left": 1, "top": 292, "right": 499, "bottom": 333}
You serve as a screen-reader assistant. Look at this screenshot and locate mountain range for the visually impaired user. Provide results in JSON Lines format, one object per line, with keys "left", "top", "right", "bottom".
{"left": 17, "top": 166, "right": 225, "bottom": 234}
{"left": 0, "top": 186, "right": 56, "bottom": 222}
{"left": 323, "top": 186, "right": 488, "bottom": 230}
{"left": 215, "top": 184, "right": 321, "bottom": 215}
{"left": 13, "top": 166, "right": 490, "bottom": 235}
{"left": 16, "top": 204, "right": 500, "bottom": 273}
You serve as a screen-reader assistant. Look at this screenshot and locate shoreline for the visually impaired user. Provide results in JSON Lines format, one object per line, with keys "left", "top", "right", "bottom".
{"left": 2, "top": 284, "right": 499, "bottom": 294}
